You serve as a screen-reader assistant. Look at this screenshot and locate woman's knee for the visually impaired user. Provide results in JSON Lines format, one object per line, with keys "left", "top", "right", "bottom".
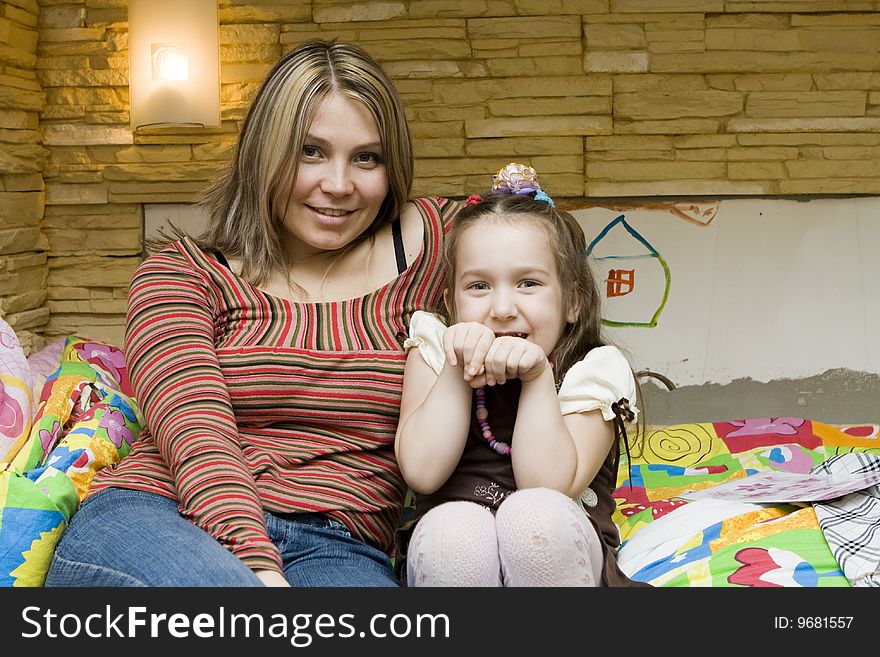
{"left": 47, "top": 488, "right": 260, "bottom": 587}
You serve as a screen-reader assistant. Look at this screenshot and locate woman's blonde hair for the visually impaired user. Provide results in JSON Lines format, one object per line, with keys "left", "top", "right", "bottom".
{"left": 197, "top": 39, "right": 413, "bottom": 285}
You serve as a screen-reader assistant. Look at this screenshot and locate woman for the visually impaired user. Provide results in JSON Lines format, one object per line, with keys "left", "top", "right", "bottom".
{"left": 45, "top": 40, "right": 460, "bottom": 587}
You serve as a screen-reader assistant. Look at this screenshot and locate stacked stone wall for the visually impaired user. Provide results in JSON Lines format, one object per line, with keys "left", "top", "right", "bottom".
{"left": 0, "top": 0, "right": 47, "bottom": 353}
{"left": 2, "top": 0, "right": 878, "bottom": 345}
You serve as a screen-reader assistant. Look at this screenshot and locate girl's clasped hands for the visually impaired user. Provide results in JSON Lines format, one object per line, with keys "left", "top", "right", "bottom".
{"left": 443, "top": 323, "right": 549, "bottom": 387}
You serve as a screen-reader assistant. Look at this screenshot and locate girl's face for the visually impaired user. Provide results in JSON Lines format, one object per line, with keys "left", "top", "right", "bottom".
{"left": 280, "top": 92, "right": 389, "bottom": 258}
{"left": 450, "top": 218, "right": 577, "bottom": 357}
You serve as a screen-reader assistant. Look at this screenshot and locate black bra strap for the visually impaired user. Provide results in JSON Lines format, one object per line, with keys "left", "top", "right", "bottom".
{"left": 211, "top": 249, "right": 230, "bottom": 270}
{"left": 391, "top": 217, "right": 407, "bottom": 275}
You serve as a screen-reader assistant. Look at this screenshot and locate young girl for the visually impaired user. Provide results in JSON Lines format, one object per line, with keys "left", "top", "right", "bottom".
{"left": 395, "top": 163, "right": 648, "bottom": 587}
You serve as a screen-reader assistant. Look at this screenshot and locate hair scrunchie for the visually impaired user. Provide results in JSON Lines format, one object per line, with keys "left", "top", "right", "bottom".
{"left": 489, "top": 162, "right": 555, "bottom": 207}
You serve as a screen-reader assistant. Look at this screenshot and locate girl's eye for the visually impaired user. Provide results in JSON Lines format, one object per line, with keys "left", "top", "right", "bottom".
{"left": 467, "top": 282, "right": 489, "bottom": 291}
{"left": 519, "top": 280, "right": 541, "bottom": 288}
{"left": 302, "top": 145, "right": 321, "bottom": 158}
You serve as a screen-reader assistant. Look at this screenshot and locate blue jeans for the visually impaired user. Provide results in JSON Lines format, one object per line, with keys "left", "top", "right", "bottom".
{"left": 45, "top": 488, "right": 399, "bottom": 587}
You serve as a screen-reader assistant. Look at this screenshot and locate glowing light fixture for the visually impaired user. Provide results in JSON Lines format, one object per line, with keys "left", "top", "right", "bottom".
{"left": 152, "top": 43, "right": 189, "bottom": 81}
{"left": 129, "top": 0, "right": 220, "bottom": 130}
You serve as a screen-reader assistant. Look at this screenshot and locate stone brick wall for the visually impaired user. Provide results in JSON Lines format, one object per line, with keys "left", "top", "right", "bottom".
{"left": 0, "top": 0, "right": 47, "bottom": 353}
{"left": 2, "top": 0, "right": 879, "bottom": 347}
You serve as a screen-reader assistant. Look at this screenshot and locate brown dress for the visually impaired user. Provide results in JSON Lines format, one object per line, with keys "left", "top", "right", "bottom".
{"left": 407, "top": 381, "right": 650, "bottom": 587}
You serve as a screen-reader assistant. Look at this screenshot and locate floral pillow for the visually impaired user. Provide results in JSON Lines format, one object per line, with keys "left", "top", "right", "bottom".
{"left": 0, "top": 317, "right": 34, "bottom": 463}
{"left": 1, "top": 335, "right": 142, "bottom": 586}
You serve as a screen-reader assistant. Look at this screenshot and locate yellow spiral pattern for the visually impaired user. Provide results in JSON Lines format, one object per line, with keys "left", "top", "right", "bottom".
{"left": 637, "top": 423, "right": 716, "bottom": 467}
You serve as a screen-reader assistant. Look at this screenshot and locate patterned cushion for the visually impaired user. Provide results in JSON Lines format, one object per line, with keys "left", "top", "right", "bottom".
{"left": 0, "top": 335, "right": 141, "bottom": 587}
{"left": 613, "top": 418, "right": 880, "bottom": 587}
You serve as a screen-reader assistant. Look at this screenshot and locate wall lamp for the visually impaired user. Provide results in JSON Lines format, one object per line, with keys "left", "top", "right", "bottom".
{"left": 129, "top": 0, "right": 220, "bottom": 130}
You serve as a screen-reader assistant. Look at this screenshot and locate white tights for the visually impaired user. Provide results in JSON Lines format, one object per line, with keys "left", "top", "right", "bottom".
{"left": 406, "top": 487, "right": 604, "bottom": 587}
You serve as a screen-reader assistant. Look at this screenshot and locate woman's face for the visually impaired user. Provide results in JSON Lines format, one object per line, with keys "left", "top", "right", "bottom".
{"left": 280, "top": 92, "right": 389, "bottom": 258}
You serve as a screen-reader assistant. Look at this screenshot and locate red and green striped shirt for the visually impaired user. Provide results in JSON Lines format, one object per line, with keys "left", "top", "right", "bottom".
{"left": 89, "top": 197, "right": 459, "bottom": 572}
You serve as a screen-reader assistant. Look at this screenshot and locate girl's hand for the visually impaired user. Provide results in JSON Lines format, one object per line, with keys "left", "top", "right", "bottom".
{"left": 443, "top": 322, "right": 495, "bottom": 384}
{"left": 483, "top": 336, "right": 549, "bottom": 386}
{"left": 255, "top": 569, "right": 291, "bottom": 587}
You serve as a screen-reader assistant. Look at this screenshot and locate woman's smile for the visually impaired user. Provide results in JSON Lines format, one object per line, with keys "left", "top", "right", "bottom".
{"left": 306, "top": 205, "right": 357, "bottom": 226}
{"left": 309, "top": 206, "right": 351, "bottom": 217}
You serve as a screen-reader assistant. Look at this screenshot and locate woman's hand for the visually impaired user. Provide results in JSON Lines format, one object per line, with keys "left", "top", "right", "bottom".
{"left": 483, "top": 336, "right": 549, "bottom": 386}
{"left": 255, "top": 569, "right": 291, "bottom": 587}
{"left": 442, "top": 322, "right": 495, "bottom": 386}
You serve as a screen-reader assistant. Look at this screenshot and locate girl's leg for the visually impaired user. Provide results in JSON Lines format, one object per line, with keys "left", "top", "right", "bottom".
{"left": 267, "top": 513, "right": 398, "bottom": 587}
{"left": 495, "top": 487, "right": 604, "bottom": 587}
{"left": 45, "top": 488, "right": 262, "bottom": 587}
{"left": 405, "top": 501, "right": 501, "bottom": 587}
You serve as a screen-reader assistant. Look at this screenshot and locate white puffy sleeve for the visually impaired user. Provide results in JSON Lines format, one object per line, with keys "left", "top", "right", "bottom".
{"left": 402, "top": 310, "right": 447, "bottom": 376}
{"left": 557, "top": 345, "right": 638, "bottom": 422}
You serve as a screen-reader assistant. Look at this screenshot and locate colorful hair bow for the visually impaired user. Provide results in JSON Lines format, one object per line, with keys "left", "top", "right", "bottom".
{"left": 490, "top": 162, "right": 555, "bottom": 207}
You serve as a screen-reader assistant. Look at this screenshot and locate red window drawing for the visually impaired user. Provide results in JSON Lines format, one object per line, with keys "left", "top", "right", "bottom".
{"left": 606, "top": 269, "right": 634, "bottom": 298}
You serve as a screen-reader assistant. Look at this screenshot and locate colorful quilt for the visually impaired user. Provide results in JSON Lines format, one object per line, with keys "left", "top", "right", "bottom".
{"left": 4, "top": 325, "right": 878, "bottom": 587}
{"left": 0, "top": 336, "right": 141, "bottom": 587}
{"left": 613, "top": 418, "right": 880, "bottom": 587}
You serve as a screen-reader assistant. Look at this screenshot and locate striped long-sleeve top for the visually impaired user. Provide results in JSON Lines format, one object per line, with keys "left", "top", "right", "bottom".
{"left": 88, "top": 197, "right": 459, "bottom": 572}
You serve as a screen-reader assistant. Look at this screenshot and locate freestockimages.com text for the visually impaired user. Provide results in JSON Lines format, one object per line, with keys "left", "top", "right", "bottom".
{"left": 21, "top": 605, "right": 450, "bottom": 646}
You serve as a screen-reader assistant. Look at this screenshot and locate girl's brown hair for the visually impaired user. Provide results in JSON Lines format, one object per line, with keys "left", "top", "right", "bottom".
{"left": 442, "top": 193, "right": 645, "bottom": 462}
{"left": 441, "top": 194, "right": 602, "bottom": 384}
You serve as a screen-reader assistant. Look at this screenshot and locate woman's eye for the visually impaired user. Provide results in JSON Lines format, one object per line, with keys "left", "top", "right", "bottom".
{"left": 302, "top": 145, "right": 321, "bottom": 158}
{"left": 355, "top": 152, "right": 381, "bottom": 165}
